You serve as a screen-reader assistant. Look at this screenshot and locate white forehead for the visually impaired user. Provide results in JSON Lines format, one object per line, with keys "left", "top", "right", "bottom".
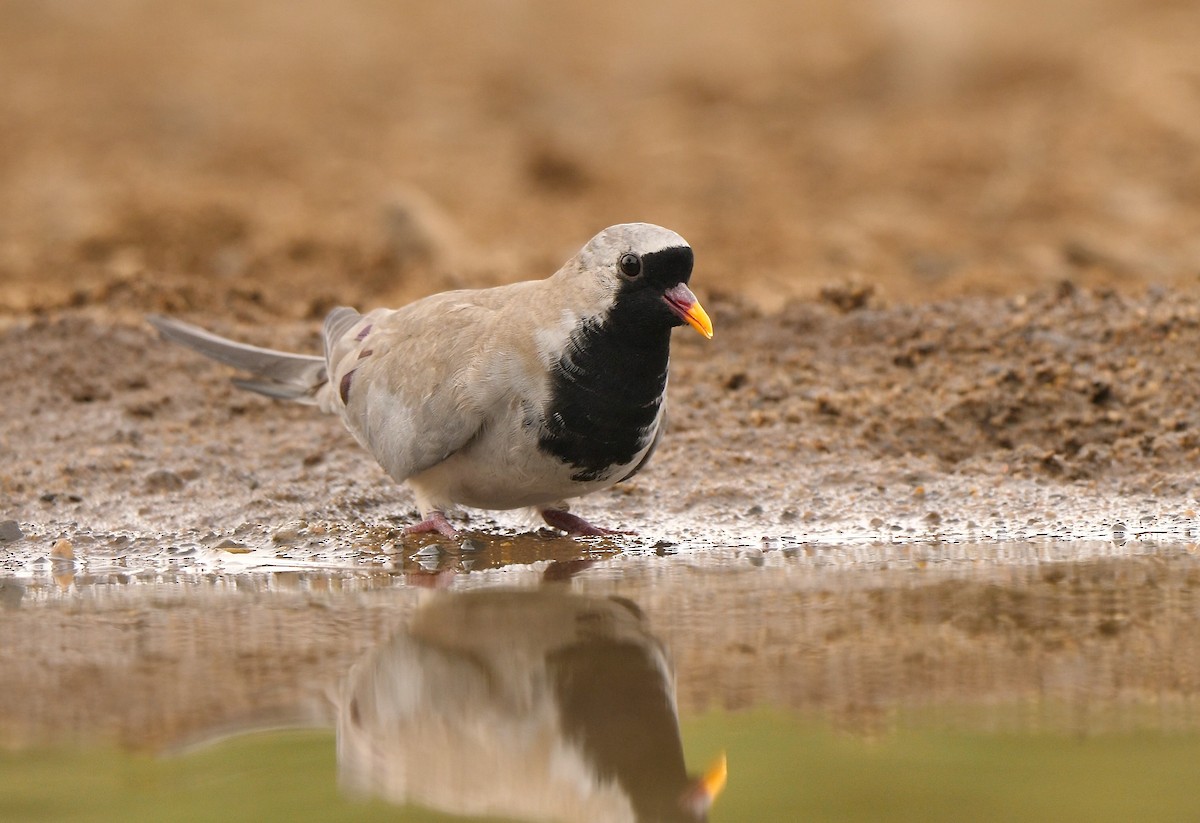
{"left": 578, "top": 223, "right": 689, "bottom": 267}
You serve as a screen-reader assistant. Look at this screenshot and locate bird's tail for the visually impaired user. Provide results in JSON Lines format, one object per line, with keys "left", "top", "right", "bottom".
{"left": 147, "top": 315, "right": 327, "bottom": 403}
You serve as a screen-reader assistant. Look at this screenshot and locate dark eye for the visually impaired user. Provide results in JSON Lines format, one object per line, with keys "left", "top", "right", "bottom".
{"left": 618, "top": 253, "right": 642, "bottom": 278}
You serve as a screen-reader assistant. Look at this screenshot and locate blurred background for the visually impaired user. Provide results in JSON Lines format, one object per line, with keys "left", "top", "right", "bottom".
{"left": 2, "top": 0, "right": 1199, "bottom": 318}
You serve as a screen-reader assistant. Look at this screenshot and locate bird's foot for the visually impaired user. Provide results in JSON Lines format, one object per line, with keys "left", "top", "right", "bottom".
{"left": 542, "top": 559, "right": 597, "bottom": 582}
{"left": 540, "top": 509, "right": 631, "bottom": 537}
{"left": 402, "top": 511, "right": 460, "bottom": 540}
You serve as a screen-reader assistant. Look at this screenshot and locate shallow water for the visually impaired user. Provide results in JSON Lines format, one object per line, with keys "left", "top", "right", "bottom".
{"left": 3, "top": 539, "right": 1200, "bottom": 822}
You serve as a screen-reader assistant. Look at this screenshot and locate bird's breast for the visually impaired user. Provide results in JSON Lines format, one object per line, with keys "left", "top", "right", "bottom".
{"left": 536, "top": 319, "right": 670, "bottom": 483}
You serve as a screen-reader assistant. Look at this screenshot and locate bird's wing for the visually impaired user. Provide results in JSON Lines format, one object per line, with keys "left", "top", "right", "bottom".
{"left": 319, "top": 286, "right": 539, "bottom": 483}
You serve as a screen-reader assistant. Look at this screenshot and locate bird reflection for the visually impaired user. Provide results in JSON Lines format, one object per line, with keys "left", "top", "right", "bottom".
{"left": 336, "top": 579, "right": 725, "bottom": 822}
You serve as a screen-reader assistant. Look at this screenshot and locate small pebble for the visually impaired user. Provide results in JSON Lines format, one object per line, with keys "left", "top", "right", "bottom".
{"left": 272, "top": 527, "right": 304, "bottom": 544}
{"left": 50, "top": 539, "right": 74, "bottom": 561}
{"left": 214, "top": 538, "right": 249, "bottom": 550}
{"left": 414, "top": 543, "right": 441, "bottom": 558}
{"left": 0, "top": 520, "right": 23, "bottom": 543}
{"left": 38, "top": 493, "right": 83, "bottom": 504}
{"left": 145, "top": 469, "right": 185, "bottom": 493}
{"left": 460, "top": 537, "right": 487, "bottom": 553}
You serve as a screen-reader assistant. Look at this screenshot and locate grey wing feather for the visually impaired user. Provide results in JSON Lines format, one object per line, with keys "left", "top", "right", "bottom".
{"left": 324, "top": 293, "right": 518, "bottom": 483}
{"left": 147, "top": 314, "right": 327, "bottom": 402}
{"left": 322, "top": 307, "right": 363, "bottom": 360}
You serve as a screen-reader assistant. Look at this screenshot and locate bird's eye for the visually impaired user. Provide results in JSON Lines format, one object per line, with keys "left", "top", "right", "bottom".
{"left": 618, "top": 253, "right": 642, "bottom": 278}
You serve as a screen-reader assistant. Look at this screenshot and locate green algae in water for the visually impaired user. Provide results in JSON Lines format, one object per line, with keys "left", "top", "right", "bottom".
{"left": 3, "top": 714, "right": 1200, "bottom": 822}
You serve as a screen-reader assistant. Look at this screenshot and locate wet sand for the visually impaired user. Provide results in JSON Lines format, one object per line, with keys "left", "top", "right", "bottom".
{"left": 4, "top": 0, "right": 1200, "bottom": 552}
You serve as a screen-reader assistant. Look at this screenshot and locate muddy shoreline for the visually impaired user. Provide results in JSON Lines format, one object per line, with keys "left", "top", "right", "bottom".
{"left": 3, "top": 284, "right": 1200, "bottom": 569}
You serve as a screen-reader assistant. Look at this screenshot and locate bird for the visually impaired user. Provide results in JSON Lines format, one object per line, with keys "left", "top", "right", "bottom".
{"left": 337, "top": 586, "right": 727, "bottom": 822}
{"left": 148, "top": 223, "right": 713, "bottom": 540}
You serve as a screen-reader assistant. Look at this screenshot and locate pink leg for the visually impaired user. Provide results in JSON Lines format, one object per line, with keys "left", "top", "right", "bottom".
{"left": 542, "top": 559, "right": 597, "bottom": 582}
{"left": 540, "top": 508, "right": 630, "bottom": 537}
{"left": 402, "top": 511, "right": 460, "bottom": 540}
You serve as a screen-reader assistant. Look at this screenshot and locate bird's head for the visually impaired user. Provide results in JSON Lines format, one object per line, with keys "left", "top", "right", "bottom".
{"left": 574, "top": 223, "right": 714, "bottom": 339}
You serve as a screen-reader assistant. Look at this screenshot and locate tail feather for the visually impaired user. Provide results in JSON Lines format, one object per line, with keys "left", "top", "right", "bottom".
{"left": 228, "top": 377, "right": 317, "bottom": 401}
{"left": 147, "top": 314, "right": 327, "bottom": 402}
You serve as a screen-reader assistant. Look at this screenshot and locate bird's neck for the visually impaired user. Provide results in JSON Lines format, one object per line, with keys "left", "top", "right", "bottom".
{"left": 538, "top": 311, "right": 671, "bottom": 482}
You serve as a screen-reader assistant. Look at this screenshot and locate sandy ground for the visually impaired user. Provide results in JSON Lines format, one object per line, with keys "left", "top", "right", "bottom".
{"left": 0, "top": 0, "right": 1197, "bottom": 554}
{"left": 2, "top": 0, "right": 1200, "bottom": 561}
{"left": 3, "top": 1, "right": 1200, "bottom": 313}
{"left": 4, "top": 284, "right": 1200, "bottom": 568}
{"left": 0, "top": 0, "right": 1195, "bottom": 583}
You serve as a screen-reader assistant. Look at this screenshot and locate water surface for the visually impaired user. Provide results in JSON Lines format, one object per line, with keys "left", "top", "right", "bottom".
{"left": 2, "top": 538, "right": 1199, "bottom": 821}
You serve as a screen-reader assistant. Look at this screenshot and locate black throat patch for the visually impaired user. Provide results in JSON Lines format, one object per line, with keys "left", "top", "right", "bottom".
{"left": 538, "top": 304, "right": 671, "bottom": 482}
{"left": 548, "top": 638, "right": 692, "bottom": 821}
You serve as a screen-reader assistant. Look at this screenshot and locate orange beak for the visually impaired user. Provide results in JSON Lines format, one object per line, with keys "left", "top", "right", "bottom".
{"left": 663, "top": 283, "right": 715, "bottom": 339}
{"left": 680, "top": 752, "right": 728, "bottom": 816}
{"left": 701, "top": 752, "right": 728, "bottom": 802}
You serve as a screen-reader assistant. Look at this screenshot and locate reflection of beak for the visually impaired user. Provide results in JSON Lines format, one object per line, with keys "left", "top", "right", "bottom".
{"left": 701, "top": 752, "right": 728, "bottom": 803}
{"left": 662, "top": 283, "right": 715, "bottom": 339}
{"left": 680, "top": 752, "right": 728, "bottom": 817}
